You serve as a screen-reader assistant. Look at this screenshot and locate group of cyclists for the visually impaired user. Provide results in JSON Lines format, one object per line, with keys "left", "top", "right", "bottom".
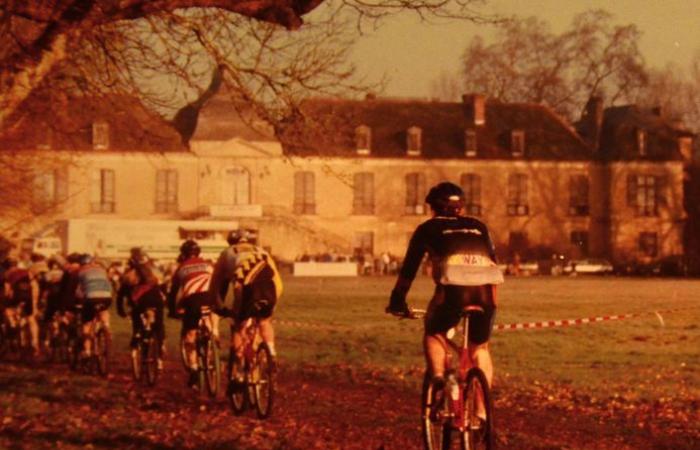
{"left": 0, "top": 228, "right": 283, "bottom": 390}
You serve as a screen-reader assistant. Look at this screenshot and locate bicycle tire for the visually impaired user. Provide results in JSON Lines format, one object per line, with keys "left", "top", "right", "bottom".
{"left": 179, "top": 336, "right": 189, "bottom": 370}
{"left": 95, "top": 328, "right": 110, "bottom": 377}
{"left": 459, "top": 369, "right": 494, "bottom": 450}
{"left": 227, "top": 352, "right": 247, "bottom": 414}
{"left": 253, "top": 343, "right": 275, "bottom": 419}
{"left": 204, "top": 338, "right": 221, "bottom": 397}
{"left": 145, "top": 337, "right": 160, "bottom": 387}
{"left": 421, "top": 372, "right": 451, "bottom": 450}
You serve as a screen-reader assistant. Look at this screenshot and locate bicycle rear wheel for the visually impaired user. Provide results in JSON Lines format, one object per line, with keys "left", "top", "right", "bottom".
{"left": 227, "top": 352, "right": 247, "bottom": 414}
{"left": 253, "top": 343, "right": 275, "bottom": 419}
{"left": 460, "top": 369, "right": 493, "bottom": 450}
{"left": 144, "top": 337, "right": 160, "bottom": 386}
{"left": 204, "top": 338, "right": 221, "bottom": 397}
{"left": 94, "top": 328, "right": 110, "bottom": 377}
{"left": 421, "top": 373, "right": 452, "bottom": 450}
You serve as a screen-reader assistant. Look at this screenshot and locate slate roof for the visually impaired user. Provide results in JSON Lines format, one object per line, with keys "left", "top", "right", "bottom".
{"left": 189, "top": 95, "right": 275, "bottom": 142}
{"left": 277, "top": 97, "right": 592, "bottom": 160}
{"left": 0, "top": 92, "right": 186, "bottom": 152}
{"left": 596, "top": 105, "right": 694, "bottom": 161}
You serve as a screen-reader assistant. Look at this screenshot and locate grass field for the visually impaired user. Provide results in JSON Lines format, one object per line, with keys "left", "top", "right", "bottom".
{"left": 106, "top": 275, "right": 699, "bottom": 401}
{"left": 273, "top": 275, "right": 700, "bottom": 401}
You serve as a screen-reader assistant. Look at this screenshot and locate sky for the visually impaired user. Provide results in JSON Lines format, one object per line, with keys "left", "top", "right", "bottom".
{"left": 346, "top": 0, "right": 700, "bottom": 98}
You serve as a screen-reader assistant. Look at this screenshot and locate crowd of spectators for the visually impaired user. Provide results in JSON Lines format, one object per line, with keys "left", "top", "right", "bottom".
{"left": 295, "top": 250, "right": 401, "bottom": 275}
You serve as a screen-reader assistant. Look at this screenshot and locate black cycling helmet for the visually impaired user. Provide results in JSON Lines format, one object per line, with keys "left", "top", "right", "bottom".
{"left": 79, "top": 253, "right": 93, "bottom": 265}
{"left": 226, "top": 229, "right": 248, "bottom": 246}
{"left": 180, "top": 239, "right": 201, "bottom": 258}
{"left": 425, "top": 181, "right": 465, "bottom": 216}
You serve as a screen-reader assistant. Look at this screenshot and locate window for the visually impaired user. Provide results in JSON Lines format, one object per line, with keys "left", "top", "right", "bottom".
{"left": 91, "top": 169, "right": 115, "bottom": 213}
{"left": 460, "top": 173, "right": 482, "bottom": 216}
{"left": 32, "top": 169, "right": 67, "bottom": 211}
{"left": 636, "top": 129, "right": 646, "bottom": 156}
{"left": 155, "top": 169, "right": 178, "bottom": 213}
{"left": 355, "top": 125, "right": 371, "bottom": 155}
{"left": 464, "top": 129, "right": 477, "bottom": 157}
{"left": 639, "top": 232, "right": 658, "bottom": 257}
{"left": 294, "top": 171, "right": 316, "bottom": 214}
{"left": 407, "top": 126, "right": 422, "bottom": 156}
{"left": 511, "top": 130, "right": 525, "bottom": 157}
{"left": 570, "top": 230, "right": 589, "bottom": 256}
{"left": 222, "top": 166, "right": 250, "bottom": 205}
{"left": 627, "top": 174, "right": 663, "bottom": 216}
{"left": 353, "top": 172, "right": 374, "bottom": 215}
{"left": 507, "top": 173, "right": 529, "bottom": 216}
{"left": 405, "top": 172, "right": 427, "bottom": 215}
{"left": 92, "top": 122, "right": 110, "bottom": 150}
{"left": 569, "top": 175, "right": 589, "bottom": 216}
{"left": 354, "top": 231, "right": 374, "bottom": 255}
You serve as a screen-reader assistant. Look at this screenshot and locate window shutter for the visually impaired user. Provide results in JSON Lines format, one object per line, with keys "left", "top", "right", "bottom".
{"left": 656, "top": 175, "right": 667, "bottom": 207}
{"left": 167, "top": 171, "right": 178, "bottom": 205}
{"left": 55, "top": 169, "right": 68, "bottom": 202}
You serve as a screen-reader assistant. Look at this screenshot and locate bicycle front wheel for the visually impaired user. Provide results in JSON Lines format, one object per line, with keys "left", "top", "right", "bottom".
{"left": 131, "top": 342, "right": 142, "bottom": 381}
{"left": 253, "top": 343, "right": 275, "bottom": 419}
{"left": 227, "top": 352, "right": 247, "bottom": 414}
{"left": 421, "top": 373, "right": 452, "bottom": 450}
{"left": 94, "top": 328, "right": 111, "bottom": 377}
{"left": 460, "top": 369, "right": 494, "bottom": 450}
{"left": 204, "top": 338, "right": 221, "bottom": 397}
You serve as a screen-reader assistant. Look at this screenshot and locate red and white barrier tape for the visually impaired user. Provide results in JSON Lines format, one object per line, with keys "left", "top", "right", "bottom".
{"left": 278, "top": 308, "right": 691, "bottom": 333}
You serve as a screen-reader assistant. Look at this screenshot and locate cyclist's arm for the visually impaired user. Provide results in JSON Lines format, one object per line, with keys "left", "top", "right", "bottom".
{"left": 166, "top": 268, "right": 181, "bottom": 314}
{"left": 392, "top": 226, "right": 428, "bottom": 297}
{"left": 116, "top": 282, "right": 129, "bottom": 317}
{"left": 209, "top": 252, "right": 229, "bottom": 311}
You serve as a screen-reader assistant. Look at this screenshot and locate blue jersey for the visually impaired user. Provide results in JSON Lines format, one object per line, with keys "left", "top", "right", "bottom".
{"left": 78, "top": 264, "right": 113, "bottom": 299}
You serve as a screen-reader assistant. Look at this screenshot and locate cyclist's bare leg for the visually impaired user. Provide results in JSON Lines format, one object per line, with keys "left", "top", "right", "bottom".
{"left": 26, "top": 314, "right": 40, "bottom": 353}
{"left": 231, "top": 322, "right": 246, "bottom": 360}
{"left": 98, "top": 310, "right": 110, "bottom": 333}
{"left": 259, "top": 318, "right": 276, "bottom": 356}
{"left": 424, "top": 333, "right": 448, "bottom": 379}
{"left": 468, "top": 342, "right": 492, "bottom": 420}
{"left": 183, "top": 329, "right": 198, "bottom": 370}
{"left": 211, "top": 313, "right": 220, "bottom": 342}
{"left": 82, "top": 321, "right": 94, "bottom": 356}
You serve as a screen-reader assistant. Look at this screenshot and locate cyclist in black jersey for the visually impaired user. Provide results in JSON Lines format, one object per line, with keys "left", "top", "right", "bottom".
{"left": 387, "top": 181, "right": 504, "bottom": 390}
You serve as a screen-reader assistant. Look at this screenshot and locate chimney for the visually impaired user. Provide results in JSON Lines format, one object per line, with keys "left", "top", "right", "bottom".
{"left": 462, "top": 94, "right": 485, "bottom": 126}
{"left": 581, "top": 96, "right": 604, "bottom": 152}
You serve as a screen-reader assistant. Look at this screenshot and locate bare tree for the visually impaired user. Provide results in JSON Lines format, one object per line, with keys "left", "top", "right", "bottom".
{"left": 452, "top": 9, "right": 648, "bottom": 121}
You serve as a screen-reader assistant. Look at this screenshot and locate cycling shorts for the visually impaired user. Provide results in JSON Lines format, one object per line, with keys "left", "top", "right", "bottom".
{"left": 180, "top": 292, "right": 216, "bottom": 333}
{"left": 82, "top": 298, "right": 111, "bottom": 323}
{"left": 424, "top": 284, "right": 496, "bottom": 345}
{"left": 233, "top": 280, "right": 277, "bottom": 322}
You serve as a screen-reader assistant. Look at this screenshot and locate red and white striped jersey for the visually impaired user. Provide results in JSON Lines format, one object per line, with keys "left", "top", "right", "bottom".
{"left": 171, "top": 257, "right": 213, "bottom": 300}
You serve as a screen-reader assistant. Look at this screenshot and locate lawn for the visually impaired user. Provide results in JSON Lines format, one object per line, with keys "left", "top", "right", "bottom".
{"left": 273, "top": 275, "right": 700, "bottom": 401}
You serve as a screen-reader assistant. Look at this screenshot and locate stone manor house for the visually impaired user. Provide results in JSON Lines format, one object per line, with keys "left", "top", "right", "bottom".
{"left": 0, "top": 89, "right": 695, "bottom": 267}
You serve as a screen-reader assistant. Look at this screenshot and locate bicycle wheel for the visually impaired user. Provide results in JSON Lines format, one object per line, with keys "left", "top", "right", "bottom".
{"left": 253, "top": 343, "right": 275, "bottom": 419}
{"left": 421, "top": 373, "right": 451, "bottom": 450}
{"left": 459, "top": 369, "right": 493, "bottom": 450}
{"left": 227, "top": 352, "right": 247, "bottom": 414}
{"left": 94, "top": 328, "right": 110, "bottom": 377}
{"left": 131, "top": 340, "right": 142, "bottom": 381}
{"left": 179, "top": 336, "right": 189, "bottom": 370}
{"left": 144, "top": 337, "right": 160, "bottom": 387}
{"left": 204, "top": 338, "right": 221, "bottom": 397}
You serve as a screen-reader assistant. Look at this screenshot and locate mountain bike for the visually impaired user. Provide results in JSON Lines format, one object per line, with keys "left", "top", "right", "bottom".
{"left": 227, "top": 308, "right": 275, "bottom": 419}
{"left": 72, "top": 302, "right": 111, "bottom": 377}
{"left": 0, "top": 307, "right": 25, "bottom": 361}
{"left": 131, "top": 307, "right": 161, "bottom": 386}
{"left": 402, "top": 306, "right": 494, "bottom": 450}
{"left": 184, "top": 305, "right": 220, "bottom": 397}
{"left": 44, "top": 312, "right": 72, "bottom": 364}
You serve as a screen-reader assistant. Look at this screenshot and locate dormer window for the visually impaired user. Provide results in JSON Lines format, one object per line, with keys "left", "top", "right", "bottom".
{"left": 679, "top": 136, "right": 692, "bottom": 160}
{"left": 636, "top": 128, "right": 646, "bottom": 156}
{"left": 355, "top": 125, "right": 371, "bottom": 155}
{"left": 92, "top": 121, "right": 110, "bottom": 150}
{"left": 511, "top": 129, "right": 525, "bottom": 157}
{"left": 464, "top": 129, "right": 477, "bottom": 157}
{"left": 407, "top": 126, "right": 422, "bottom": 156}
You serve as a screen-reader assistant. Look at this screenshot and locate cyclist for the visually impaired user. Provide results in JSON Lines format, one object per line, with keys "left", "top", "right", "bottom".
{"left": 2, "top": 258, "right": 40, "bottom": 356}
{"left": 118, "top": 258, "right": 166, "bottom": 369}
{"left": 386, "top": 181, "right": 503, "bottom": 398}
{"left": 167, "top": 239, "right": 217, "bottom": 387}
{"left": 211, "top": 230, "right": 283, "bottom": 368}
{"left": 75, "top": 254, "right": 113, "bottom": 357}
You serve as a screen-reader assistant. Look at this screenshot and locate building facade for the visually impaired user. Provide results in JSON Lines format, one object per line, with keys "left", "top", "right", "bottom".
{"left": 0, "top": 93, "right": 693, "bottom": 267}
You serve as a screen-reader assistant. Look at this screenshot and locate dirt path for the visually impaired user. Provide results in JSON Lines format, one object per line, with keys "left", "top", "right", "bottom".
{"left": 1, "top": 356, "right": 698, "bottom": 449}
